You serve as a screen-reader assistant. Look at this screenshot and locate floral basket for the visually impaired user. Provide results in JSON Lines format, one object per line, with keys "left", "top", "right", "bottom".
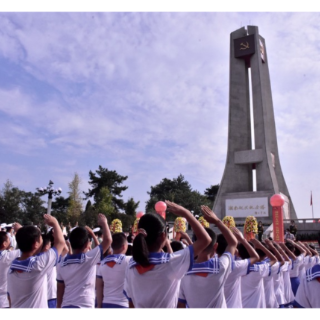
{"left": 222, "top": 216, "right": 236, "bottom": 229}
{"left": 244, "top": 216, "right": 258, "bottom": 234}
{"left": 132, "top": 218, "right": 140, "bottom": 234}
{"left": 198, "top": 216, "right": 209, "bottom": 228}
{"left": 174, "top": 217, "right": 186, "bottom": 233}
{"left": 110, "top": 219, "right": 123, "bottom": 233}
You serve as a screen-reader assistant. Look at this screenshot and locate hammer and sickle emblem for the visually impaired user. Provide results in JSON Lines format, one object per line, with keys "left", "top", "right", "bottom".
{"left": 240, "top": 42, "right": 249, "bottom": 50}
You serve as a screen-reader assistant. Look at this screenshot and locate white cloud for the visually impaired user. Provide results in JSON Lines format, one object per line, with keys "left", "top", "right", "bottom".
{"left": 1, "top": 12, "right": 320, "bottom": 218}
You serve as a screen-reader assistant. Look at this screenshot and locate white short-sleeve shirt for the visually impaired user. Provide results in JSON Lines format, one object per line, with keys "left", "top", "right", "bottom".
{"left": 273, "top": 261, "right": 287, "bottom": 306}
{"left": 124, "top": 246, "right": 193, "bottom": 308}
{"left": 178, "top": 253, "right": 232, "bottom": 308}
{"left": 241, "top": 261, "right": 270, "bottom": 308}
{"left": 263, "top": 261, "right": 280, "bottom": 308}
{"left": 96, "top": 254, "right": 131, "bottom": 307}
{"left": 56, "top": 245, "right": 103, "bottom": 308}
{"left": 290, "top": 254, "right": 304, "bottom": 278}
{"left": 0, "top": 249, "right": 20, "bottom": 307}
{"left": 7, "top": 247, "right": 58, "bottom": 308}
{"left": 282, "top": 261, "right": 294, "bottom": 304}
{"left": 224, "top": 258, "right": 250, "bottom": 308}
{"left": 294, "top": 264, "right": 320, "bottom": 308}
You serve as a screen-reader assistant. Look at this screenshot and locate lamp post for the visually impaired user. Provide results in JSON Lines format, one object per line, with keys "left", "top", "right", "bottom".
{"left": 36, "top": 180, "right": 62, "bottom": 215}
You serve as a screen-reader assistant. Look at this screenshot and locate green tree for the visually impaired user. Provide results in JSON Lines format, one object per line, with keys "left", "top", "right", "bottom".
{"left": 84, "top": 166, "right": 128, "bottom": 213}
{"left": 124, "top": 197, "right": 140, "bottom": 216}
{"left": 94, "top": 187, "right": 115, "bottom": 218}
{"left": 51, "top": 196, "right": 69, "bottom": 225}
{"left": 145, "top": 174, "right": 211, "bottom": 220}
{"left": 0, "top": 180, "right": 23, "bottom": 223}
{"left": 67, "top": 173, "right": 83, "bottom": 226}
{"left": 204, "top": 184, "right": 220, "bottom": 207}
{"left": 20, "top": 191, "right": 46, "bottom": 226}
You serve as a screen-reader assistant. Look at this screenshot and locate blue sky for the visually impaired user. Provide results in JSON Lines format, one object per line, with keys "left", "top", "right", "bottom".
{"left": 1, "top": 7, "right": 320, "bottom": 219}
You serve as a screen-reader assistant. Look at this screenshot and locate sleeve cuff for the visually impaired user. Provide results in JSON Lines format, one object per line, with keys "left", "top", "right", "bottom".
{"left": 123, "top": 290, "right": 132, "bottom": 302}
{"left": 178, "top": 298, "right": 187, "bottom": 304}
{"left": 96, "top": 275, "right": 102, "bottom": 279}
{"left": 98, "top": 244, "right": 104, "bottom": 261}
{"left": 188, "top": 245, "right": 194, "bottom": 272}
{"left": 56, "top": 279, "right": 64, "bottom": 283}
{"left": 293, "top": 300, "right": 305, "bottom": 308}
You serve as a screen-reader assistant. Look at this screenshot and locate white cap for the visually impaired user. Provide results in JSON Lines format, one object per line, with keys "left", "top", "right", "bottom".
{"left": 1, "top": 223, "right": 7, "bottom": 228}
{"left": 92, "top": 227, "right": 100, "bottom": 233}
{"left": 6, "top": 223, "right": 13, "bottom": 227}
{"left": 47, "top": 227, "right": 53, "bottom": 233}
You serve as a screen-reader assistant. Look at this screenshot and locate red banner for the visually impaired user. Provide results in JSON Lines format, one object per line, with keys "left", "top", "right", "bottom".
{"left": 272, "top": 206, "right": 284, "bottom": 242}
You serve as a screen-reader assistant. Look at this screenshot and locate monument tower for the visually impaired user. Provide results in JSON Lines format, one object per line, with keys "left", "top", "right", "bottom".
{"left": 213, "top": 26, "right": 297, "bottom": 222}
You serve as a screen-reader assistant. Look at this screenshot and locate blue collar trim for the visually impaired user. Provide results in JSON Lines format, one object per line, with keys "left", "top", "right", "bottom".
{"left": 0, "top": 250, "right": 7, "bottom": 260}
{"left": 102, "top": 254, "right": 126, "bottom": 265}
{"left": 186, "top": 257, "right": 220, "bottom": 275}
{"left": 61, "top": 253, "right": 86, "bottom": 267}
{"left": 129, "top": 252, "right": 171, "bottom": 268}
{"left": 10, "top": 256, "right": 38, "bottom": 273}
{"left": 306, "top": 264, "right": 320, "bottom": 282}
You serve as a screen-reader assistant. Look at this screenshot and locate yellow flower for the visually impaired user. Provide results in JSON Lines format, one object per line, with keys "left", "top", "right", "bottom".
{"left": 222, "top": 216, "right": 236, "bottom": 229}
{"left": 174, "top": 217, "right": 186, "bottom": 233}
{"left": 244, "top": 216, "right": 258, "bottom": 234}
{"left": 111, "top": 219, "right": 123, "bottom": 233}
{"left": 133, "top": 218, "right": 140, "bottom": 233}
{"left": 198, "top": 216, "right": 209, "bottom": 228}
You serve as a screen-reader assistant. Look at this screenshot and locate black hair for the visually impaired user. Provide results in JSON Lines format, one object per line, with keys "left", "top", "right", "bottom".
{"left": 0, "top": 231, "right": 8, "bottom": 247}
{"left": 112, "top": 233, "right": 127, "bottom": 251}
{"left": 216, "top": 233, "right": 227, "bottom": 256}
{"left": 170, "top": 240, "right": 184, "bottom": 252}
{"left": 96, "top": 231, "right": 102, "bottom": 237}
{"left": 125, "top": 244, "right": 132, "bottom": 256}
{"left": 285, "top": 242, "right": 295, "bottom": 253}
{"left": 237, "top": 242, "right": 255, "bottom": 259}
{"left": 41, "top": 234, "right": 51, "bottom": 250}
{"left": 203, "top": 227, "right": 217, "bottom": 253}
{"left": 6, "top": 227, "right": 12, "bottom": 232}
{"left": 309, "top": 244, "right": 315, "bottom": 250}
{"left": 285, "top": 241, "right": 301, "bottom": 255}
{"left": 16, "top": 226, "right": 41, "bottom": 253}
{"left": 256, "top": 242, "right": 267, "bottom": 258}
{"left": 132, "top": 213, "right": 166, "bottom": 267}
{"left": 69, "top": 227, "right": 89, "bottom": 250}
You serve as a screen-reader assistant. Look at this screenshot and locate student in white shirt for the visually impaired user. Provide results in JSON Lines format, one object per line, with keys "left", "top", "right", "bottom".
{"left": 223, "top": 227, "right": 260, "bottom": 308}
{"left": 265, "top": 240, "right": 289, "bottom": 308}
{"left": 178, "top": 206, "right": 237, "bottom": 308}
{"left": 0, "top": 225, "right": 21, "bottom": 308}
{"left": 96, "top": 232, "right": 130, "bottom": 308}
{"left": 239, "top": 238, "right": 277, "bottom": 308}
{"left": 40, "top": 232, "right": 69, "bottom": 308}
{"left": 278, "top": 242, "right": 295, "bottom": 307}
{"left": 123, "top": 201, "right": 211, "bottom": 308}
{"left": 7, "top": 215, "right": 65, "bottom": 308}
{"left": 284, "top": 239, "right": 306, "bottom": 296}
{"left": 56, "top": 214, "right": 112, "bottom": 308}
{"left": 293, "top": 264, "right": 320, "bottom": 308}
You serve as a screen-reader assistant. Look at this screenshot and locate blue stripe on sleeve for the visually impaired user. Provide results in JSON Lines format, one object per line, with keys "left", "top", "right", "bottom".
{"left": 98, "top": 244, "right": 104, "bottom": 261}
{"left": 178, "top": 298, "right": 187, "bottom": 304}
{"left": 293, "top": 300, "right": 305, "bottom": 308}
{"left": 96, "top": 275, "right": 103, "bottom": 279}
{"left": 123, "top": 290, "right": 132, "bottom": 302}
{"left": 56, "top": 279, "right": 64, "bottom": 283}
{"left": 188, "top": 245, "right": 194, "bottom": 272}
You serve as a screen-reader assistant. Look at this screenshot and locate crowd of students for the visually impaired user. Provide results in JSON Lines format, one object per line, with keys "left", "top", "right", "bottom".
{"left": 0, "top": 200, "right": 319, "bottom": 308}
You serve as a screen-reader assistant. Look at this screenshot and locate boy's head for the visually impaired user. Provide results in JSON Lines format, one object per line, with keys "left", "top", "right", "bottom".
{"left": 41, "top": 234, "right": 52, "bottom": 252}
{"left": 216, "top": 234, "right": 227, "bottom": 256}
{"left": 237, "top": 242, "right": 255, "bottom": 259}
{"left": 16, "top": 226, "right": 42, "bottom": 253}
{"left": 170, "top": 240, "right": 184, "bottom": 252}
{"left": 111, "top": 232, "right": 128, "bottom": 254}
{"left": 69, "top": 227, "right": 91, "bottom": 251}
{"left": 204, "top": 227, "right": 217, "bottom": 254}
{"left": 0, "top": 231, "right": 11, "bottom": 250}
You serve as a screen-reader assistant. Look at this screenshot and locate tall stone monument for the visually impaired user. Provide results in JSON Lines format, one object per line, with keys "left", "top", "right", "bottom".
{"left": 213, "top": 26, "right": 297, "bottom": 222}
